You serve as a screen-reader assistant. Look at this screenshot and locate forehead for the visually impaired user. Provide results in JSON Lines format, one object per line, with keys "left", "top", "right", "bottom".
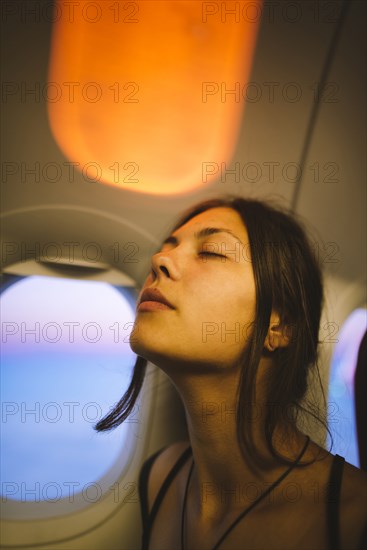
{"left": 175, "top": 207, "right": 249, "bottom": 241}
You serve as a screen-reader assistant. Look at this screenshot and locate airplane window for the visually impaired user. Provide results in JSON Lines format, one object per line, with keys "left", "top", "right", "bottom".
{"left": 1, "top": 275, "right": 137, "bottom": 507}
{"left": 327, "top": 308, "right": 367, "bottom": 467}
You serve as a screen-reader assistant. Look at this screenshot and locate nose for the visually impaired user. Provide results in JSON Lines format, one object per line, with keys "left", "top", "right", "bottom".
{"left": 150, "top": 251, "right": 180, "bottom": 281}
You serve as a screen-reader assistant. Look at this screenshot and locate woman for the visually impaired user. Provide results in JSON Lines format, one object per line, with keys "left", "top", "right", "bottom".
{"left": 96, "top": 196, "right": 367, "bottom": 550}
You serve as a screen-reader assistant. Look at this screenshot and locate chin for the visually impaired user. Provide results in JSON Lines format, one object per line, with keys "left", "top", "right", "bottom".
{"left": 128, "top": 331, "right": 164, "bottom": 364}
{"left": 128, "top": 335, "right": 146, "bottom": 357}
{"left": 129, "top": 321, "right": 172, "bottom": 361}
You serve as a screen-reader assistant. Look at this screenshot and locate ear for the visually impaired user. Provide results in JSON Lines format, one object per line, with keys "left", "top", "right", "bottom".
{"left": 264, "top": 311, "right": 291, "bottom": 352}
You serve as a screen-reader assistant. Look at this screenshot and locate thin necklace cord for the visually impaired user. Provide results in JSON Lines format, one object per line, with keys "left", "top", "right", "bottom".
{"left": 181, "top": 436, "right": 310, "bottom": 550}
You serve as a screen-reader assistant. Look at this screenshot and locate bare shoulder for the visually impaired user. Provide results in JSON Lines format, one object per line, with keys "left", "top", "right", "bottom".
{"left": 339, "top": 460, "right": 367, "bottom": 549}
{"left": 146, "top": 440, "right": 191, "bottom": 515}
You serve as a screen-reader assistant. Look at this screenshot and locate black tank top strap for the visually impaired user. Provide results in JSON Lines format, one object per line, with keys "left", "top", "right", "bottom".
{"left": 358, "top": 520, "right": 367, "bottom": 550}
{"left": 327, "top": 453, "right": 345, "bottom": 550}
{"left": 139, "top": 445, "right": 192, "bottom": 550}
{"left": 149, "top": 446, "right": 192, "bottom": 525}
{"left": 139, "top": 446, "right": 167, "bottom": 536}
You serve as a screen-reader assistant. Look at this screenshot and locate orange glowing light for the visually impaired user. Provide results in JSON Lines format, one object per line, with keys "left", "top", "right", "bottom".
{"left": 47, "top": 1, "right": 263, "bottom": 195}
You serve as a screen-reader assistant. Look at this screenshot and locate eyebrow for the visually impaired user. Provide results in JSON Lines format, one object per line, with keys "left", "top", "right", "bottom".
{"left": 162, "top": 227, "right": 244, "bottom": 247}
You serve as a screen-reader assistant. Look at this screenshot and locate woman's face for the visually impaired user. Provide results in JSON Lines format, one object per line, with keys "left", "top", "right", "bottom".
{"left": 130, "top": 207, "right": 257, "bottom": 373}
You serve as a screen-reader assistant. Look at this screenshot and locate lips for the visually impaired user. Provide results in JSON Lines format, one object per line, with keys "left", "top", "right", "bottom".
{"left": 138, "top": 287, "right": 175, "bottom": 309}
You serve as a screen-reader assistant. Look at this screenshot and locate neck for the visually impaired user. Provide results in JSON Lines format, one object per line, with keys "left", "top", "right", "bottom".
{"left": 165, "top": 360, "right": 312, "bottom": 520}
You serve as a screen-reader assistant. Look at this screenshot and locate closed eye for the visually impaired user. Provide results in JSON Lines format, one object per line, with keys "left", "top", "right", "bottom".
{"left": 198, "top": 251, "right": 226, "bottom": 258}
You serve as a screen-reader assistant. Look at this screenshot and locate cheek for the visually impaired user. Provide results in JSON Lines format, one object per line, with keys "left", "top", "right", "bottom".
{"left": 183, "top": 271, "right": 256, "bottom": 342}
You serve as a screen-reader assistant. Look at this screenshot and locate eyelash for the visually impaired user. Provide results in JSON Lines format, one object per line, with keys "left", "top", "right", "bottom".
{"left": 157, "top": 248, "right": 226, "bottom": 259}
{"left": 199, "top": 251, "right": 226, "bottom": 258}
